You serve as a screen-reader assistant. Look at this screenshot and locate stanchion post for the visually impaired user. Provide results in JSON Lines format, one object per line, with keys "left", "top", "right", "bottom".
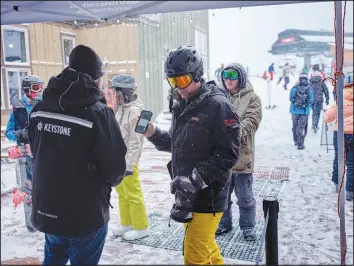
{"left": 263, "top": 196, "right": 280, "bottom": 266}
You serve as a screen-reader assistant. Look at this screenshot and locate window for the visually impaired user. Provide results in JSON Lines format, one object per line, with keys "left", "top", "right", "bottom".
{"left": 1, "top": 71, "right": 4, "bottom": 109}
{"left": 61, "top": 36, "right": 76, "bottom": 67}
{"left": 195, "top": 30, "right": 208, "bottom": 77}
{"left": 2, "top": 26, "right": 30, "bottom": 66}
{"left": 5, "top": 69, "right": 30, "bottom": 107}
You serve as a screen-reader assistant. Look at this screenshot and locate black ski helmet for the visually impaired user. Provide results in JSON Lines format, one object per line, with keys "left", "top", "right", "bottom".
{"left": 110, "top": 74, "right": 137, "bottom": 103}
{"left": 221, "top": 63, "right": 247, "bottom": 89}
{"left": 22, "top": 75, "right": 44, "bottom": 96}
{"left": 164, "top": 46, "right": 204, "bottom": 82}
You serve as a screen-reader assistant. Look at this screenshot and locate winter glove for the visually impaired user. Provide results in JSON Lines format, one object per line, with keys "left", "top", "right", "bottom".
{"left": 15, "top": 130, "right": 28, "bottom": 141}
{"left": 125, "top": 170, "right": 133, "bottom": 177}
{"left": 170, "top": 168, "right": 208, "bottom": 199}
{"left": 326, "top": 100, "right": 329, "bottom": 105}
{"left": 170, "top": 191, "right": 193, "bottom": 223}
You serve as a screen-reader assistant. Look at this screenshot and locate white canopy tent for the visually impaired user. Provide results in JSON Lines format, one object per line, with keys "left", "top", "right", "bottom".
{"left": 0, "top": 1, "right": 348, "bottom": 264}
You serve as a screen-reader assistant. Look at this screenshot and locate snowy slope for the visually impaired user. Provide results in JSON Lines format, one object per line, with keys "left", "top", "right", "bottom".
{"left": 1, "top": 76, "right": 353, "bottom": 265}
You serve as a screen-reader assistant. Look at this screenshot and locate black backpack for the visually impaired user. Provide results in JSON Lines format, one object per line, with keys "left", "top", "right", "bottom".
{"left": 293, "top": 86, "right": 309, "bottom": 108}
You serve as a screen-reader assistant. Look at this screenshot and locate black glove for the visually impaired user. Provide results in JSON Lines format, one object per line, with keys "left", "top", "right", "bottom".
{"left": 170, "top": 191, "right": 193, "bottom": 223}
{"left": 15, "top": 130, "right": 28, "bottom": 141}
{"left": 125, "top": 170, "right": 133, "bottom": 177}
{"left": 326, "top": 100, "right": 329, "bottom": 105}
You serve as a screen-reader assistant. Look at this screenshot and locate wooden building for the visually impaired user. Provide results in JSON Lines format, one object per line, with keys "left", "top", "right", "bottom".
{"left": 1, "top": 10, "right": 209, "bottom": 126}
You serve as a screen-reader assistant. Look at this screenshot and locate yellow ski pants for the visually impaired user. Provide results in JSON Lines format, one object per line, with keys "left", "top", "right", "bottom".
{"left": 115, "top": 165, "right": 148, "bottom": 230}
{"left": 183, "top": 212, "right": 224, "bottom": 265}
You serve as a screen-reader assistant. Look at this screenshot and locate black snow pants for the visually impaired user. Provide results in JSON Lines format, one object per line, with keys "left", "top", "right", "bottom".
{"left": 292, "top": 114, "right": 309, "bottom": 147}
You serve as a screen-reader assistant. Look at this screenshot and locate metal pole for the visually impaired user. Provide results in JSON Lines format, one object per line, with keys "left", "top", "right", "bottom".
{"left": 267, "top": 80, "right": 271, "bottom": 108}
{"left": 335, "top": 1, "right": 346, "bottom": 264}
{"left": 263, "top": 196, "right": 279, "bottom": 266}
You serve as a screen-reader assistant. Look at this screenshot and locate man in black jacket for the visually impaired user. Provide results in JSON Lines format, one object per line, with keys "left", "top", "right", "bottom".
{"left": 143, "top": 46, "right": 240, "bottom": 265}
{"left": 28, "top": 45, "right": 127, "bottom": 265}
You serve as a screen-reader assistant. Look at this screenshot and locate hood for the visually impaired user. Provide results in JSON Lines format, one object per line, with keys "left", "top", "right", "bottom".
{"left": 230, "top": 80, "right": 254, "bottom": 102}
{"left": 310, "top": 75, "right": 322, "bottom": 83}
{"left": 121, "top": 96, "right": 144, "bottom": 109}
{"left": 344, "top": 87, "right": 353, "bottom": 102}
{"left": 221, "top": 63, "right": 247, "bottom": 90}
{"left": 43, "top": 67, "right": 105, "bottom": 112}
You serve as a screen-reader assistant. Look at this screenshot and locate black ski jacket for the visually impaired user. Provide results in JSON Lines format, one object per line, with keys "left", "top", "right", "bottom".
{"left": 28, "top": 68, "right": 127, "bottom": 236}
{"left": 148, "top": 81, "right": 240, "bottom": 213}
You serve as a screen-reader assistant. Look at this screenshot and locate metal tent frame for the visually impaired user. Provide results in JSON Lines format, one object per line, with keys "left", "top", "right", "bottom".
{"left": 0, "top": 1, "right": 348, "bottom": 264}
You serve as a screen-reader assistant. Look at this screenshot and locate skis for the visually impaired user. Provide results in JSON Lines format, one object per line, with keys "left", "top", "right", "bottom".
{"left": 9, "top": 145, "right": 36, "bottom": 232}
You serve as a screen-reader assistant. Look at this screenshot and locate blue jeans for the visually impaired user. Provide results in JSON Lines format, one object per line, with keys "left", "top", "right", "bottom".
{"left": 218, "top": 173, "right": 256, "bottom": 231}
{"left": 332, "top": 131, "right": 353, "bottom": 192}
{"left": 43, "top": 223, "right": 108, "bottom": 265}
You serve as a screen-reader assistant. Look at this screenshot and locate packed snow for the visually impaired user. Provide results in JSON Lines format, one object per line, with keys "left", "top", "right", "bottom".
{"left": 1, "top": 76, "right": 353, "bottom": 265}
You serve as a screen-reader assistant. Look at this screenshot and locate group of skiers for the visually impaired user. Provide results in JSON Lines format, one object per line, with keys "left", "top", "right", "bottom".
{"left": 288, "top": 66, "right": 353, "bottom": 201}
{"left": 289, "top": 65, "right": 330, "bottom": 150}
{"left": 5, "top": 41, "right": 351, "bottom": 264}
{"left": 5, "top": 44, "right": 264, "bottom": 265}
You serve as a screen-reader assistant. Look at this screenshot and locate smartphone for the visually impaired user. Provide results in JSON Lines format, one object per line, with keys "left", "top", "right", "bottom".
{"left": 135, "top": 110, "right": 153, "bottom": 134}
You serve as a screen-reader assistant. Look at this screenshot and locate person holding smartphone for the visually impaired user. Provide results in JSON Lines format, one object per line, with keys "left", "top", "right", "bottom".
{"left": 109, "top": 74, "right": 149, "bottom": 241}
{"left": 142, "top": 46, "right": 240, "bottom": 265}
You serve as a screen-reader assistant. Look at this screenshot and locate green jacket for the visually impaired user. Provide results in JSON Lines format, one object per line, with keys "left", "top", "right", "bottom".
{"left": 230, "top": 80, "right": 262, "bottom": 173}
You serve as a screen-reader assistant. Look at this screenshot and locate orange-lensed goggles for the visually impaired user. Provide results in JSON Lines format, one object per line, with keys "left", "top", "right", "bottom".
{"left": 167, "top": 74, "right": 192, "bottom": 89}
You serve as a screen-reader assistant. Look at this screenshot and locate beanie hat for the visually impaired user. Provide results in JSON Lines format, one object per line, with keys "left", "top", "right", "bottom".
{"left": 69, "top": 45, "right": 104, "bottom": 80}
{"left": 299, "top": 72, "right": 308, "bottom": 79}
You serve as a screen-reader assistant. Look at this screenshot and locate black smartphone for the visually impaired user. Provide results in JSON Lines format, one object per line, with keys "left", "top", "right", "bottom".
{"left": 135, "top": 110, "right": 153, "bottom": 134}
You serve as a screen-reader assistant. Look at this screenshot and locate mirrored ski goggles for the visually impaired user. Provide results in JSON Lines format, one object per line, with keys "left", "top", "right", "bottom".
{"left": 30, "top": 83, "right": 44, "bottom": 92}
{"left": 167, "top": 74, "right": 192, "bottom": 89}
{"left": 222, "top": 71, "right": 239, "bottom": 81}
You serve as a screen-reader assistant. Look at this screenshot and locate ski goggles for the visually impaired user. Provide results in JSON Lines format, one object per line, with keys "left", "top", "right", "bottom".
{"left": 30, "top": 83, "right": 44, "bottom": 92}
{"left": 222, "top": 71, "right": 239, "bottom": 81}
{"left": 167, "top": 74, "right": 192, "bottom": 89}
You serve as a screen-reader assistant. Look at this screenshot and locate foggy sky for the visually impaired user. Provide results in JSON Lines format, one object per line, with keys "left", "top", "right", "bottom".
{"left": 208, "top": 1, "right": 353, "bottom": 76}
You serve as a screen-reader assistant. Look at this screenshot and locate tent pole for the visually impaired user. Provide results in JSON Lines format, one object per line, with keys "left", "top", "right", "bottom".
{"left": 335, "top": 1, "right": 346, "bottom": 265}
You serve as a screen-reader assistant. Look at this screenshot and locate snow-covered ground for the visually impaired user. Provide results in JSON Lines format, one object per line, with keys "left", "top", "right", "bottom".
{"left": 1, "top": 76, "right": 353, "bottom": 265}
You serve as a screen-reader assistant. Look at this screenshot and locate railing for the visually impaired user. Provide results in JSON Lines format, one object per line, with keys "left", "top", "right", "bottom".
{"left": 256, "top": 196, "right": 280, "bottom": 266}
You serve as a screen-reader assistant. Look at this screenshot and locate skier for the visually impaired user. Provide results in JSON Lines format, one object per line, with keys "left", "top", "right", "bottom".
{"left": 143, "top": 46, "right": 240, "bottom": 265}
{"left": 109, "top": 74, "right": 149, "bottom": 240}
{"left": 28, "top": 45, "right": 127, "bottom": 265}
{"left": 324, "top": 72, "right": 353, "bottom": 201}
{"left": 277, "top": 62, "right": 293, "bottom": 90}
{"left": 215, "top": 63, "right": 225, "bottom": 84}
{"left": 6, "top": 75, "right": 44, "bottom": 232}
{"left": 268, "top": 63, "right": 275, "bottom": 81}
{"left": 289, "top": 72, "right": 313, "bottom": 150}
{"left": 309, "top": 68, "right": 329, "bottom": 133}
{"left": 216, "top": 63, "right": 262, "bottom": 240}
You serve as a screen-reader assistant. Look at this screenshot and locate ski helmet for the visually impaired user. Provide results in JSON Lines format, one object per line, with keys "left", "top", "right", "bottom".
{"left": 21, "top": 75, "right": 44, "bottom": 100}
{"left": 344, "top": 72, "right": 353, "bottom": 88}
{"left": 164, "top": 46, "right": 204, "bottom": 82}
{"left": 110, "top": 74, "right": 137, "bottom": 103}
{"left": 221, "top": 63, "right": 247, "bottom": 89}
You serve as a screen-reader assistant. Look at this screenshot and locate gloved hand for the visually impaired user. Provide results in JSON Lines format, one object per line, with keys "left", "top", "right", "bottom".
{"left": 170, "top": 168, "right": 208, "bottom": 201}
{"left": 15, "top": 130, "right": 28, "bottom": 141}
{"left": 170, "top": 191, "right": 193, "bottom": 223}
{"left": 326, "top": 100, "right": 329, "bottom": 105}
{"left": 125, "top": 170, "right": 133, "bottom": 177}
